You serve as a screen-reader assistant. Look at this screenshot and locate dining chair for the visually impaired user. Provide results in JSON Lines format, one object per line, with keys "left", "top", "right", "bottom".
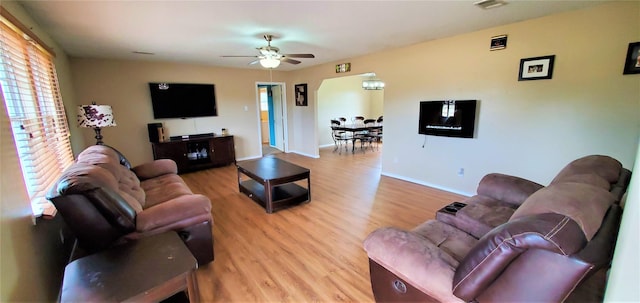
{"left": 376, "top": 116, "right": 383, "bottom": 145}
{"left": 363, "top": 118, "right": 380, "bottom": 151}
{"left": 331, "top": 119, "right": 350, "bottom": 154}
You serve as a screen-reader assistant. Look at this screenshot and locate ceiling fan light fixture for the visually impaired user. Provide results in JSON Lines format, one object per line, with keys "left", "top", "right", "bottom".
{"left": 260, "top": 57, "right": 281, "bottom": 68}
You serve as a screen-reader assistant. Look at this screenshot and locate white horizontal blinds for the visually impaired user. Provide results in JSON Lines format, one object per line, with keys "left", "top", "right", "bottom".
{"left": 0, "top": 18, "right": 74, "bottom": 216}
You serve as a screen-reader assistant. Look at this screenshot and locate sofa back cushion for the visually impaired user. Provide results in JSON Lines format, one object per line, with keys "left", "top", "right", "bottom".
{"left": 476, "top": 173, "right": 544, "bottom": 206}
{"left": 51, "top": 163, "right": 143, "bottom": 213}
{"left": 77, "top": 145, "right": 146, "bottom": 208}
{"left": 551, "top": 155, "right": 622, "bottom": 187}
{"left": 510, "top": 182, "right": 616, "bottom": 240}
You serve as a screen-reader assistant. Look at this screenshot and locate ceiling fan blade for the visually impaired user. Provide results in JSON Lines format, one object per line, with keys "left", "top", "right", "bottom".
{"left": 282, "top": 58, "right": 301, "bottom": 65}
{"left": 283, "top": 53, "right": 315, "bottom": 58}
{"left": 248, "top": 59, "right": 260, "bottom": 65}
{"left": 221, "top": 55, "right": 259, "bottom": 58}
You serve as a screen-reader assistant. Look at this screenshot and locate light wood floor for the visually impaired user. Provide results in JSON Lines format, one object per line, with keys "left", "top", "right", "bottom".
{"left": 180, "top": 145, "right": 466, "bottom": 302}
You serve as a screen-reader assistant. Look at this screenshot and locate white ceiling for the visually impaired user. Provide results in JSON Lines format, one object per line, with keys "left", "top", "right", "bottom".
{"left": 19, "top": 0, "right": 608, "bottom": 71}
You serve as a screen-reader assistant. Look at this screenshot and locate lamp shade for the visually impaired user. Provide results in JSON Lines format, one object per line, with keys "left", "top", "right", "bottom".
{"left": 77, "top": 104, "right": 116, "bottom": 128}
{"left": 260, "top": 57, "right": 281, "bottom": 68}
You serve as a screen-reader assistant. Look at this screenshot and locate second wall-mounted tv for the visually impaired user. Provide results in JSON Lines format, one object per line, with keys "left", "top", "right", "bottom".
{"left": 149, "top": 82, "right": 217, "bottom": 119}
{"left": 418, "top": 100, "right": 477, "bottom": 138}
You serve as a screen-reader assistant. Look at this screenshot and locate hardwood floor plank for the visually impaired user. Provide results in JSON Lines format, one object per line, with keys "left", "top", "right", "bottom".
{"left": 181, "top": 146, "right": 466, "bottom": 302}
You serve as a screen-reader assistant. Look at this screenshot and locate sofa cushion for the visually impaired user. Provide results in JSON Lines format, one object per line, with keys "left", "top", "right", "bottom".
{"left": 363, "top": 226, "right": 466, "bottom": 303}
{"left": 552, "top": 173, "right": 610, "bottom": 190}
{"left": 77, "top": 145, "right": 146, "bottom": 208}
{"left": 51, "top": 163, "right": 143, "bottom": 213}
{"left": 412, "top": 220, "right": 478, "bottom": 262}
{"left": 510, "top": 182, "right": 616, "bottom": 240}
{"left": 551, "top": 155, "right": 622, "bottom": 185}
{"left": 452, "top": 196, "right": 517, "bottom": 238}
{"left": 132, "top": 159, "right": 178, "bottom": 180}
{"left": 135, "top": 194, "right": 211, "bottom": 232}
{"left": 141, "top": 174, "right": 193, "bottom": 208}
{"left": 476, "top": 173, "right": 544, "bottom": 206}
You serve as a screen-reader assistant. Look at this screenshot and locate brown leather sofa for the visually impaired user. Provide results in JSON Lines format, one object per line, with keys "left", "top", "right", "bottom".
{"left": 47, "top": 145, "right": 214, "bottom": 265}
{"left": 363, "top": 155, "right": 631, "bottom": 302}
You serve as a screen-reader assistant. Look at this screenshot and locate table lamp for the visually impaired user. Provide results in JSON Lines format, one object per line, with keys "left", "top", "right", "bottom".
{"left": 77, "top": 102, "right": 116, "bottom": 145}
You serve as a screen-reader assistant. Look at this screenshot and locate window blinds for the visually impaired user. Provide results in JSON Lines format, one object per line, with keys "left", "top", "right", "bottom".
{"left": 0, "top": 16, "right": 74, "bottom": 216}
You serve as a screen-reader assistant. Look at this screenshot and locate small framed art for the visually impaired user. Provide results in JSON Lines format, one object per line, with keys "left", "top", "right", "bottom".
{"left": 295, "top": 83, "right": 308, "bottom": 106}
{"left": 335, "top": 63, "right": 351, "bottom": 73}
{"left": 490, "top": 35, "right": 507, "bottom": 51}
{"left": 518, "top": 55, "right": 555, "bottom": 81}
{"left": 623, "top": 42, "right": 640, "bottom": 75}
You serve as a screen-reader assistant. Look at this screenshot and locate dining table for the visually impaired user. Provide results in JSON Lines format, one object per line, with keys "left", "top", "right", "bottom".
{"left": 332, "top": 123, "right": 383, "bottom": 153}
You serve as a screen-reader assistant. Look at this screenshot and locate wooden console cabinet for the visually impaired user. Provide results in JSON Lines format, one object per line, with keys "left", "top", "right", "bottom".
{"left": 152, "top": 135, "right": 235, "bottom": 173}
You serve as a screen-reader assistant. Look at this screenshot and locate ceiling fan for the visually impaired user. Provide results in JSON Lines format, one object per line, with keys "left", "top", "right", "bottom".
{"left": 222, "top": 34, "right": 315, "bottom": 68}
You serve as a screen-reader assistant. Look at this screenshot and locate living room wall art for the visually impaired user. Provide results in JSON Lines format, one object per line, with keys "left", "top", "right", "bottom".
{"left": 490, "top": 35, "right": 507, "bottom": 51}
{"left": 623, "top": 42, "right": 640, "bottom": 75}
{"left": 295, "top": 83, "right": 308, "bottom": 106}
{"left": 518, "top": 55, "right": 555, "bottom": 81}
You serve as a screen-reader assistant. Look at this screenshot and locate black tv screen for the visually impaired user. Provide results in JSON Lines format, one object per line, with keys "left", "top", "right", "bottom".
{"left": 149, "top": 83, "right": 217, "bottom": 119}
{"left": 418, "top": 100, "right": 477, "bottom": 138}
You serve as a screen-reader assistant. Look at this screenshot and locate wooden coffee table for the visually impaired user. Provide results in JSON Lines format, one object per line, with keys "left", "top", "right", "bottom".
{"left": 237, "top": 157, "right": 311, "bottom": 213}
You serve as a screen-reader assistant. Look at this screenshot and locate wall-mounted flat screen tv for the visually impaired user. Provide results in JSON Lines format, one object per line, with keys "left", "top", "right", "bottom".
{"left": 418, "top": 100, "right": 477, "bottom": 138}
{"left": 149, "top": 82, "right": 217, "bottom": 119}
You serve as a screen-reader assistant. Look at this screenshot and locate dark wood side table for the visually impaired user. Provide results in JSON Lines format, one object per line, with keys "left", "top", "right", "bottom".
{"left": 60, "top": 232, "right": 199, "bottom": 302}
{"left": 237, "top": 157, "right": 311, "bottom": 213}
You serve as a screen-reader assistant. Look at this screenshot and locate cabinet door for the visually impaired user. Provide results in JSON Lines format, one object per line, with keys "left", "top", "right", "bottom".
{"left": 210, "top": 136, "right": 235, "bottom": 166}
{"left": 152, "top": 142, "right": 189, "bottom": 172}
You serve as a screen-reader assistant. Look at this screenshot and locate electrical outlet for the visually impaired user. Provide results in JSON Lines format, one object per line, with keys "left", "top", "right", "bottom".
{"left": 458, "top": 168, "right": 465, "bottom": 177}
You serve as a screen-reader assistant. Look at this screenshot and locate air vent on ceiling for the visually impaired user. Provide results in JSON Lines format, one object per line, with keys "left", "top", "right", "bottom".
{"left": 474, "top": 0, "right": 507, "bottom": 9}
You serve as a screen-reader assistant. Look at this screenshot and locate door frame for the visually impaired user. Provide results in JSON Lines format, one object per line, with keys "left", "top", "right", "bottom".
{"left": 255, "top": 82, "right": 288, "bottom": 155}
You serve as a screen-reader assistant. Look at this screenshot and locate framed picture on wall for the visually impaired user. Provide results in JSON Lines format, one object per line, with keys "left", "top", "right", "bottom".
{"left": 295, "top": 83, "right": 307, "bottom": 106}
{"left": 490, "top": 35, "right": 507, "bottom": 51}
{"left": 623, "top": 42, "right": 640, "bottom": 75}
{"left": 518, "top": 55, "right": 555, "bottom": 81}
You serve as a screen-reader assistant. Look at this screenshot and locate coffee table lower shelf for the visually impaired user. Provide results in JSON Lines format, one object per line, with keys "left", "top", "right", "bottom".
{"left": 239, "top": 179, "right": 309, "bottom": 212}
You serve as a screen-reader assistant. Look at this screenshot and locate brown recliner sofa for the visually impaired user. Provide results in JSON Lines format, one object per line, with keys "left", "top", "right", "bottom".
{"left": 47, "top": 145, "right": 214, "bottom": 265}
{"left": 363, "top": 155, "right": 631, "bottom": 302}
{"left": 436, "top": 155, "right": 631, "bottom": 239}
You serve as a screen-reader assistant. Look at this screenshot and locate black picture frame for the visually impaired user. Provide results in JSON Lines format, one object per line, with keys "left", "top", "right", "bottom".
{"left": 490, "top": 35, "right": 507, "bottom": 51}
{"left": 518, "top": 55, "right": 555, "bottom": 81}
{"left": 623, "top": 42, "right": 640, "bottom": 75}
{"left": 295, "top": 84, "right": 307, "bottom": 106}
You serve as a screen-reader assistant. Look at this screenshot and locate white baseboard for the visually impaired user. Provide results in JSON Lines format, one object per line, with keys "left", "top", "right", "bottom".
{"left": 381, "top": 171, "right": 473, "bottom": 197}
{"left": 289, "top": 150, "right": 320, "bottom": 158}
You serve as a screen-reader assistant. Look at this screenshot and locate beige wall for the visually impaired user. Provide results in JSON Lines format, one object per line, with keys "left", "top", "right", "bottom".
{"left": 317, "top": 75, "right": 383, "bottom": 147}
{"left": 70, "top": 59, "right": 286, "bottom": 164}
{"left": 289, "top": 1, "right": 640, "bottom": 196}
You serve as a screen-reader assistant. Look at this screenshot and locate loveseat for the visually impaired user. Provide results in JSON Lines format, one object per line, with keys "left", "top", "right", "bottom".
{"left": 363, "top": 155, "right": 631, "bottom": 302}
{"left": 47, "top": 145, "right": 214, "bottom": 265}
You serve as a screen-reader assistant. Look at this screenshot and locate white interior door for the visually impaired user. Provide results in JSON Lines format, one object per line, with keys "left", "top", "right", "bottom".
{"left": 271, "top": 85, "right": 284, "bottom": 151}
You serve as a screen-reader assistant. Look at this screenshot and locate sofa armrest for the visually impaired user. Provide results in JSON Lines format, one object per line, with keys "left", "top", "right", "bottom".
{"left": 476, "top": 173, "right": 544, "bottom": 206}
{"left": 452, "top": 213, "right": 586, "bottom": 301}
{"left": 132, "top": 159, "right": 178, "bottom": 180}
{"left": 363, "top": 227, "right": 464, "bottom": 303}
{"left": 136, "top": 194, "right": 211, "bottom": 231}
{"left": 48, "top": 177, "right": 138, "bottom": 232}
